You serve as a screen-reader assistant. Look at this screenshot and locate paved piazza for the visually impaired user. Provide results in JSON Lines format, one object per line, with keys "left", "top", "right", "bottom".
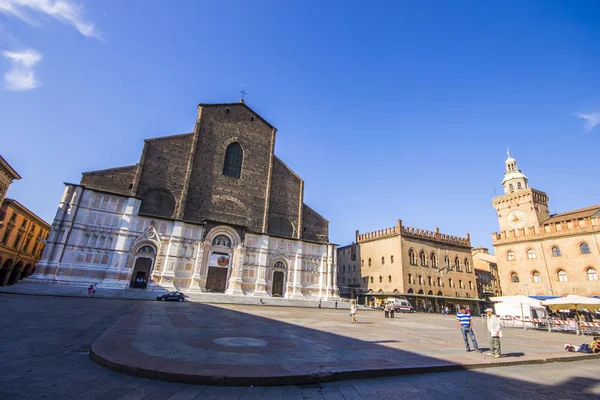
{"left": 0, "top": 294, "right": 599, "bottom": 399}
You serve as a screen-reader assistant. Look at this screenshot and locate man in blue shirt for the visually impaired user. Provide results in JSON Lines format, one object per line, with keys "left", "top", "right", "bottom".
{"left": 456, "top": 306, "right": 480, "bottom": 352}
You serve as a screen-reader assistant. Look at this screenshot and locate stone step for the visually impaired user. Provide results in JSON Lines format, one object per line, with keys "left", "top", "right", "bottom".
{"left": 0, "top": 282, "right": 351, "bottom": 309}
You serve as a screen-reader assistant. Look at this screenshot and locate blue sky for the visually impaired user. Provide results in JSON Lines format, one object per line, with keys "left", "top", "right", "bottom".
{"left": 1, "top": 1, "right": 600, "bottom": 251}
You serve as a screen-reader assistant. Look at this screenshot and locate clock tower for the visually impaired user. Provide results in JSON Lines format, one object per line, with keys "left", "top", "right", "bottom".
{"left": 493, "top": 150, "right": 550, "bottom": 232}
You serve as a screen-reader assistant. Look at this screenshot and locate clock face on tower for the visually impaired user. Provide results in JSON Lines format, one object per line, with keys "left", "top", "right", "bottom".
{"left": 507, "top": 210, "right": 527, "bottom": 229}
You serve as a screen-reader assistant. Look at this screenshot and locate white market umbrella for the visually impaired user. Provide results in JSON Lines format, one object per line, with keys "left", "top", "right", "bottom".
{"left": 542, "top": 295, "right": 600, "bottom": 332}
{"left": 541, "top": 295, "right": 600, "bottom": 311}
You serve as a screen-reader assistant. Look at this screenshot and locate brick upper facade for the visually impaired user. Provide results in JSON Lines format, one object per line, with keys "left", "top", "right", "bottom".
{"left": 80, "top": 102, "right": 328, "bottom": 243}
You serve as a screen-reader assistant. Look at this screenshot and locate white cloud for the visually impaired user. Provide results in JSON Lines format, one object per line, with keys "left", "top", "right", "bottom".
{"left": 3, "top": 49, "right": 42, "bottom": 91}
{"left": 0, "top": 0, "right": 100, "bottom": 39}
{"left": 575, "top": 111, "right": 600, "bottom": 132}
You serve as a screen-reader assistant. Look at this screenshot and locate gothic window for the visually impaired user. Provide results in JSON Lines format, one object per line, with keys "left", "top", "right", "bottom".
{"left": 370, "top": 276, "right": 374, "bottom": 283}
{"left": 381, "top": 256, "right": 385, "bottom": 265}
{"left": 527, "top": 249, "right": 536, "bottom": 259}
{"left": 557, "top": 270, "right": 568, "bottom": 282}
{"left": 465, "top": 258, "right": 471, "bottom": 272}
{"left": 430, "top": 252, "right": 437, "bottom": 268}
{"left": 507, "top": 251, "right": 515, "bottom": 261}
{"left": 511, "top": 272, "right": 519, "bottom": 283}
{"left": 454, "top": 257, "right": 460, "bottom": 271}
{"left": 388, "top": 275, "right": 392, "bottom": 283}
{"left": 509, "top": 183, "right": 514, "bottom": 192}
{"left": 419, "top": 250, "right": 426, "bottom": 266}
{"left": 532, "top": 271, "right": 542, "bottom": 283}
{"left": 342, "top": 265, "right": 346, "bottom": 273}
{"left": 587, "top": 268, "right": 598, "bottom": 281}
{"left": 408, "top": 273, "right": 412, "bottom": 283}
{"left": 268, "top": 218, "right": 294, "bottom": 238}
{"left": 580, "top": 243, "right": 591, "bottom": 254}
{"left": 368, "top": 258, "right": 372, "bottom": 266}
{"left": 551, "top": 246, "right": 561, "bottom": 257}
{"left": 408, "top": 248, "right": 416, "bottom": 265}
{"left": 212, "top": 235, "right": 231, "bottom": 247}
{"left": 448, "top": 278, "right": 453, "bottom": 287}
{"left": 140, "top": 189, "right": 176, "bottom": 218}
{"left": 428, "top": 276, "right": 432, "bottom": 286}
{"left": 342, "top": 277, "right": 346, "bottom": 284}
{"left": 379, "top": 276, "right": 382, "bottom": 283}
{"left": 223, "top": 142, "right": 243, "bottom": 178}
{"left": 517, "top": 182, "right": 522, "bottom": 189}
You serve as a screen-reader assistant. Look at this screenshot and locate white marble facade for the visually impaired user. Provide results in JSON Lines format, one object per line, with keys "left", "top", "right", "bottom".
{"left": 32, "top": 184, "right": 339, "bottom": 300}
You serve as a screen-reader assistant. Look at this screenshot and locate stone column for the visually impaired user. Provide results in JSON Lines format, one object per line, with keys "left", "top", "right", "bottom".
{"left": 226, "top": 245, "right": 244, "bottom": 296}
{"left": 253, "top": 237, "right": 268, "bottom": 296}
{"left": 290, "top": 243, "right": 304, "bottom": 299}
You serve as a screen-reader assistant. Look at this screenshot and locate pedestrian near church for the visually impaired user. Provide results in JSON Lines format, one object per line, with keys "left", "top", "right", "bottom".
{"left": 384, "top": 303, "right": 389, "bottom": 318}
{"left": 87, "top": 285, "right": 93, "bottom": 297}
{"left": 485, "top": 308, "right": 502, "bottom": 358}
{"left": 456, "top": 306, "right": 479, "bottom": 352}
{"left": 350, "top": 300, "right": 357, "bottom": 324}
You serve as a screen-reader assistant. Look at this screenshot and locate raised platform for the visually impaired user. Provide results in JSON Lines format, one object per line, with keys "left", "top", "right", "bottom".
{"left": 0, "top": 282, "right": 348, "bottom": 309}
{"left": 89, "top": 301, "right": 598, "bottom": 386}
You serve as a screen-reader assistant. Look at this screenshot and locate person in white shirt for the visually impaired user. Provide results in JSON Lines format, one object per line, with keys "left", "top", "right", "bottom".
{"left": 485, "top": 308, "right": 501, "bottom": 358}
{"left": 350, "top": 300, "right": 358, "bottom": 324}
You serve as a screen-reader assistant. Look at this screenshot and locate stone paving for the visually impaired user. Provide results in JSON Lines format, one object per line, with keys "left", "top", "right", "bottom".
{"left": 91, "top": 299, "right": 597, "bottom": 385}
{"left": 1, "top": 294, "right": 599, "bottom": 399}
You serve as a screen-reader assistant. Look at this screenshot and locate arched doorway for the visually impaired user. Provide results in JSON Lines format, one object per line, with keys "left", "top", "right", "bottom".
{"left": 8, "top": 261, "right": 23, "bottom": 285}
{"left": 21, "top": 264, "right": 33, "bottom": 280}
{"left": 206, "top": 235, "right": 232, "bottom": 293}
{"left": 0, "top": 259, "right": 13, "bottom": 286}
{"left": 130, "top": 245, "right": 156, "bottom": 289}
{"left": 271, "top": 261, "right": 286, "bottom": 297}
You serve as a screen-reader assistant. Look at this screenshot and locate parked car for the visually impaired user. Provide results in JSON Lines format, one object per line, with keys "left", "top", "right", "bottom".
{"left": 387, "top": 298, "right": 414, "bottom": 313}
{"left": 156, "top": 291, "right": 186, "bottom": 302}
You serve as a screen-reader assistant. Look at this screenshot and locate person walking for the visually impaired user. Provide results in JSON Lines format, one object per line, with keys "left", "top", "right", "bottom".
{"left": 389, "top": 304, "right": 395, "bottom": 318}
{"left": 457, "top": 306, "right": 479, "bottom": 352}
{"left": 485, "top": 308, "right": 502, "bottom": 358}
{"left": 92, "top": 283, "right": 98, "bottom": 297}
{"left": 384, "top": 303, "right": 390, "bottom": 318}
{"left": 87, "top": 285, "right": 93, "bottom": 297}
{"left": 350, "top": 300, "right": 358, "bottom": 324}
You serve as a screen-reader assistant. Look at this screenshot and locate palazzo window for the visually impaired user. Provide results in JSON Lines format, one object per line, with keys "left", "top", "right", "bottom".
{"left": 580, "top": 243, "right": 591, "bottom": 254}
{"left": 391, "top": 255, "right": 394, "bottom": 263}
{"left": 408, "top": 248, "right": 416, "bottom": 265}
{"left": 527, "top": 249, "right": 536, "bottom": 259}
{"left": 587, "top": 268, "right": 598, "bottom": 281}
{"left": 454, "top": 257, "right": 460, "bottom": 271}
{"left": 532, "top": 271, "right": 542, "bottom": 283}
{"left": 551, "top": 246, "right": 562, "bottom": 257}
{"left": 370, "top": 277, "right": 374, "bottom": 283}
{"left": 430, "top": 253, "right": 437, "bottom": 268}
{"left": 388, "top": 275, "right": 392, "bottom": 283}
{"left": 408, "top": 273, "right": 412, "bottom": 284}
{"left": 557, "top": 270, "right": 568, "bottom": 282}
{"left": 368, "top": 258, "right": 371, "bottom": 266}
{"left": 507, "top": 251, "right": 515, "bottom": 261}
{"left": 419, "top": 250, "right": 426, "bottom": 266}
{"left": 379, "top": 276, "right": 383, "bottom": 283}
{"left": 381, "top": 256, "right": 385, "bottom": 265}
{"left": 465, "top": 258, "right": 471, "bottom": 273}
{"left": 223, "top": 142, "right": 243, "bottom": 178}
{"left": 511, "top": 272, "right": 519, "bottom": 283}
{"left": 517, "top": 182, "right": 522, "bottom": 189}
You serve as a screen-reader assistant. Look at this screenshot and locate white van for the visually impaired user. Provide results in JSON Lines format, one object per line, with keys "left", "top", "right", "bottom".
{"left": 387, "top": 298, "right": 414, "bottom": 313}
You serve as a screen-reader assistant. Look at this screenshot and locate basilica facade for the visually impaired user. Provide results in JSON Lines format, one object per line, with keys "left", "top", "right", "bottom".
{"left": 492, "top": 152, "right": 600, "bottom": 297}
{"left": 32, "top": 102, "right": 338, "bottom": 300}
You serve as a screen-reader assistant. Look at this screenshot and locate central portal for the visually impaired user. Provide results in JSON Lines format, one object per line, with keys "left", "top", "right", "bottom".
{"left": 272, "top": 271, "right": 284, "bottom": 297}
{"left": 206, "top": 267, "right": 228, "bottom": 292}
